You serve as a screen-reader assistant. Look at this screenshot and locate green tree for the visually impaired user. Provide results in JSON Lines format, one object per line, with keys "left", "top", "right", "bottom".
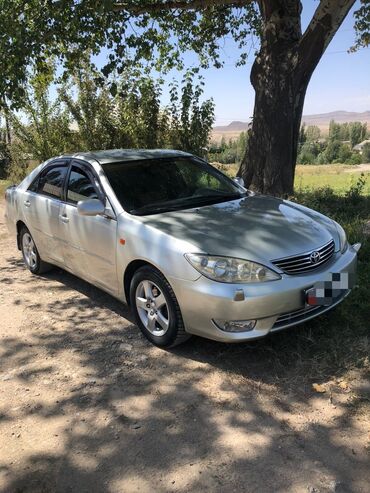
{"left": 166, "top": 73, "right": 215, "bottom": 157}
{"left": 349, "top": 122, "right": 367, "bottom": 147}
{"left": 1, "top": 1, "right": 368, "bottom": 196}
{"left": 7, "top": 71, "right": 73, "bottom": 181}
{"left": 298, "top": 124, "right": 306, "bottom": 149}
{"left": 337, "top": 144, "right": 352, "bottom": 163}
{"left": 297, "top": 142, "right": 319, "bottom": 165}
{"left": 339, "top": 122, "right": 349, "bottom": 141}
{"left": 60, "top": 67, "right": 119, "bottom": 151}
{"left": 362, "top": 143, "right": 370, "bottom": 163}
{"left": 305, "top": 125, "right": 321, "bottom": 142}
{"left": 329, "top": 120, "right": 341, "bottom": 141}
{"left": 324, "top": 140, "right": 342, "bottom": 163}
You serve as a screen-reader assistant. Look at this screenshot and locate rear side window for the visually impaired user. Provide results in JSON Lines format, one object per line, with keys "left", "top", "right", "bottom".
{"left": 67, "top": 166, "right": 99, "bottom": 204}
{"left": 38, "top": 166, "right": 67, "bottom": 199}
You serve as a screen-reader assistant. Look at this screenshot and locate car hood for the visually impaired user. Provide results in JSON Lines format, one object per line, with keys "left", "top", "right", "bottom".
{"left": 136, "top": 194, "right": 339, "bottom": 263}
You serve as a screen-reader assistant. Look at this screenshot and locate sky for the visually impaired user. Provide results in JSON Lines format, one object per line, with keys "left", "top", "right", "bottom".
{"left": 88, "top": 1, "right": 370, "bottom": 126}
{"left": 187, "top": 1, "right": 370, "bottom": 125}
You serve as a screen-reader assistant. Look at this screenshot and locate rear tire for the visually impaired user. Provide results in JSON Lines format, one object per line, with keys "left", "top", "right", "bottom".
{"left": 130, "top": 266, "right": 190, "bottom": 348}
{"left": 20, "top": 226, "right": 52, "bottom": 275}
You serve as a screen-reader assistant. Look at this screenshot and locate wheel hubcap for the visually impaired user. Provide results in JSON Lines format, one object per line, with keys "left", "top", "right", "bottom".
{"left": 135, "top": 280, "right": 169, "bottom": 336}
{"left": 22, "top": 233, "right": 37, "bottom": 269}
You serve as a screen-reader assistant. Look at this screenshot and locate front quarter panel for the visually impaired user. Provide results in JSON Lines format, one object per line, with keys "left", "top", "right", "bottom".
{"left": 116, "top": 212, "right": 201, "bottom": 300}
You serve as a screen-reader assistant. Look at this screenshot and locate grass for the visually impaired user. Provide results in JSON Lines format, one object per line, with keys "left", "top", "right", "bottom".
{"left": 214, "top": 163, "right": 370, "bottom": 195}
{"left": 295, "top": 164, "right": 370, "bottom": 194}
{"left": 269, "top": 187, "right": 369, "bottom": 382}
{"left": 0, "top": 179, "right": 11, "bottom": 197}
{"left": 212, "top": 162, "right": 370, "bottom": 382}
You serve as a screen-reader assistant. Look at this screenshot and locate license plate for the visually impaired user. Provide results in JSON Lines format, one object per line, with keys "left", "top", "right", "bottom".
{"left": 305, "top": 272, "right": 354, "bottom": 306}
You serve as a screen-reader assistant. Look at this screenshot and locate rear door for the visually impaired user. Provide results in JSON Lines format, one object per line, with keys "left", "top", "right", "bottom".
{"left": 59, "top": 160, "right": 118, "bottom": 294}
{"left": 22, "top": 160, "right": 69, "bottom": 264}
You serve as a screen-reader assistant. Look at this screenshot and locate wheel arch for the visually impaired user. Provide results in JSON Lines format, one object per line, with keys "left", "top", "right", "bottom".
{"left": 123, "top": 259, "right": 159, "bottom": 305}
{"left": 16, "top": 220, "right": 27, "bottom": 250}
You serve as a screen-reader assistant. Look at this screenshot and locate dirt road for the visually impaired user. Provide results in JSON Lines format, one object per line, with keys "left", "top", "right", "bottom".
{"left": 0, "top": 200, "right": 369, "bottom": 493}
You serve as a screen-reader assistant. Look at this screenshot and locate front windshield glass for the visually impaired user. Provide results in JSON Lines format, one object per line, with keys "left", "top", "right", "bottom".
{"left": 102, "top": 156, "right": 245, "bottom": 215}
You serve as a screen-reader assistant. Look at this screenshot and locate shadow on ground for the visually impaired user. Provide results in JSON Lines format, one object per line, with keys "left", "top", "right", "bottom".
{"left": 0, "top": 256, "right": 369, "bottom": 493}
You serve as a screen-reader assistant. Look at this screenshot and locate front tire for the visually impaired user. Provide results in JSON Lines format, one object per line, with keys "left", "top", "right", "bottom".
{"left": 130, "top": 266, "right": 190, "bottom": 348}
{"left": 20, "top": 226, "right": 52, "bottom": 275}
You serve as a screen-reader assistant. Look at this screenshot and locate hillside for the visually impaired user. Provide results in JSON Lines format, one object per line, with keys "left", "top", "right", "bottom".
{"left": 212, "top": 110, "right": 370, "bottom": 142}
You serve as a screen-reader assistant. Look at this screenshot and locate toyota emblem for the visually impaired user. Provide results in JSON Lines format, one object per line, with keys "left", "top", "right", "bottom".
{"left": 310, "top": 251, "right": 321, "bottom": 264}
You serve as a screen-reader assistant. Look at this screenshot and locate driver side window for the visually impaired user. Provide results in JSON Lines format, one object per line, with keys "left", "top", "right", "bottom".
{"left": 67, "top": 166, "right": 99, "bottom": 204}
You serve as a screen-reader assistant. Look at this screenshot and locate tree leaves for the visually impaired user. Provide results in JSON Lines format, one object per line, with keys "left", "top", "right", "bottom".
{"left": 0, "top": 0, "right": 261, "bottom": 108}
{"left": 352, "top": 0, "right": 370, "bottom": 51}
{"left": 4, "top": 63, "right": 215, "bottom": 175}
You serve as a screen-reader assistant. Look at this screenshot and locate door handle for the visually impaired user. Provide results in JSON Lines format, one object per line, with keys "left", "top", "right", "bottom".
{"left": 24, "top": 200, "right": 31, "bottom": 207}
{"left": 59, "top": 214, "right": 69, "bottom": 224}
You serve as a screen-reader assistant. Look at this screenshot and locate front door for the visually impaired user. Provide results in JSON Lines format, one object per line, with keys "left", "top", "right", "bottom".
{"left": 59, "top": 162, "right": 118, "bottom": 294}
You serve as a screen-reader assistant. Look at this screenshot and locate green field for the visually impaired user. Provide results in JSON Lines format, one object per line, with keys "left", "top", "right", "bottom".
{"left": 213, "top": 163, "right": 370, "bottom": 195}
{"left": 295, "top": 164, "right": 370, "bottom": 194}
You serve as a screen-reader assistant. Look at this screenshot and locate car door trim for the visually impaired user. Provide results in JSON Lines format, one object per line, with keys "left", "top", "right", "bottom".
{"left": 65, "top": 159, "right": 117, "bottom": 220}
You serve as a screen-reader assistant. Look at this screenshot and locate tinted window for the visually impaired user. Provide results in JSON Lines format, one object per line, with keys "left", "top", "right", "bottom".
{"left": 38, "top": 166, "right": 67, "bottom": 199}
{"left": 67, "top": 166, "right": 99, "bottom": 204}
{"left": 28, "top": 176, "right": 39, "bottom": 193}
{"left": 102, "top": 157, "right": 244, "bottom": 215}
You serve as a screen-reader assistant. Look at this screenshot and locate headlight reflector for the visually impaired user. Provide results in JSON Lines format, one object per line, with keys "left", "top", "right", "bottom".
{"left": 185, "top": 254, "right": 281, "bottom": 283}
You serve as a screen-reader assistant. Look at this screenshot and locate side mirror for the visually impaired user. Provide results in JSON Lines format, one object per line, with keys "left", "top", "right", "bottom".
{"left": 77, "top": 199, "right": 105, "bottom": 217}
{"left": 233, "top": 176, "right": 245, "bottom": 188}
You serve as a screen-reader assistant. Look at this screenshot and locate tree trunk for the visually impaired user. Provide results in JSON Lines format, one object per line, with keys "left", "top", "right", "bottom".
{"left": 5, "top": 112, "right": 11, "bottom": 145}
{"left": 238, "top": 0, "right": 355, "bottom": 197}
{"left": 239, "top": 50, "right": 307, "bottom": 197}
{"left": 238, "top": 0, "right": 305, "bottom": 197}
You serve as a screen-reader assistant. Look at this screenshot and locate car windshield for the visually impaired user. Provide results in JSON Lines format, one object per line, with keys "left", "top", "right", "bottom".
{"left": 102, "top": 156, "right": 246, "bottom": 215}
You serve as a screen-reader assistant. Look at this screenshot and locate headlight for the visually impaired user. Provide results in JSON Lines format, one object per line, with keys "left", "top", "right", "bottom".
{"left": 184, "top": 254, "right": 281, "bottom": 283}
{"left": 334, "top": 222, "right": 348, "bottom": 253}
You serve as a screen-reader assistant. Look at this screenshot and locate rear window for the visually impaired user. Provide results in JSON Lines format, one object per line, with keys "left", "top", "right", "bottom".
{"left": 38, "top": 166, "right": 67, "bottom": 199}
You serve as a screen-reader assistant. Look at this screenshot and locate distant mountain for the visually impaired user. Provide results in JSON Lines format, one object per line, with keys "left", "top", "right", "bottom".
{"left": 212, "top": 111, "right": 370, "bottom": 141}
{"left": 302, "top": 110, "right": 370, "bottom": 126}
{"left": 214, "top": 121, "right": 250, "bottom": 133}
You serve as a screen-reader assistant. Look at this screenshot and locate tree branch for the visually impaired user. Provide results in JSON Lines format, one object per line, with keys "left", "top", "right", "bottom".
{"left": 113, "top": 0, "right": 249, "bottom": 14}
{"left": 298, "top": 0, "right": 355, "bottom": 77}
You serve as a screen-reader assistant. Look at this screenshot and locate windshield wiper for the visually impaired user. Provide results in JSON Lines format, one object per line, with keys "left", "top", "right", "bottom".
{"left": 130, "top": 204, "right": 181, "bottom": 215}
{"left": 130, "top": 192, "right": 245, "bottom": 216}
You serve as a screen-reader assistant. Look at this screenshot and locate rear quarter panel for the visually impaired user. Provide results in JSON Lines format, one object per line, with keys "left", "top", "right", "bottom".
{"left": 4, "top": 186, "right": 22, "bottom": 238}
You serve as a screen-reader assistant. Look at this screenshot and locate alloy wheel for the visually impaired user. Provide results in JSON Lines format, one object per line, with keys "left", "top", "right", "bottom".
{"left": 22, "top": 232, "right": 37, "bottom": 269}
{"left": 135, "top": 280, "right": 170, "bottom": 336}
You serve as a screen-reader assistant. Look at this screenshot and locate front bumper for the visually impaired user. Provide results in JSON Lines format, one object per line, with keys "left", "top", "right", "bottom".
{"left": 168, "top": 244, "right": 359, "bottom": 343}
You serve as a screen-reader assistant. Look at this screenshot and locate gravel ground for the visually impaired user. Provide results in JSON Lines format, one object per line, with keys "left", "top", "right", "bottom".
{"left": 0, "top": 200, "right": 369, "bottom": 493}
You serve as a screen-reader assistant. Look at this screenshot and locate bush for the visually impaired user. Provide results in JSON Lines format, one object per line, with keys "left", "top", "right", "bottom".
{"left": 281, "top": 183, "right": 370, "bottom": 378}
{"left": 362, "top": 143, "right": 370, "bottom": 163}
{"left": 345, "top": 153, "right": 362, "bottom": 165}
{"left": 297, "top": 142, "right": 320, "bottom": 164}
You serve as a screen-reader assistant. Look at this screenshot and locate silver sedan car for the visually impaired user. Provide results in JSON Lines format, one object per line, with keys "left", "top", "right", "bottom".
{"left": 5, "top": 149, "right": 360, "bottom": 347}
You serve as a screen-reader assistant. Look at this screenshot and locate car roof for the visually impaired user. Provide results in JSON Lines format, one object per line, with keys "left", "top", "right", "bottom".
{"left": 69, "top": 149, "right": 193, "bottom": 165}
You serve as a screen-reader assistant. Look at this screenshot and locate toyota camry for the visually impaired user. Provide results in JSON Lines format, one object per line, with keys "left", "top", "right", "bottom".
{"left": 5, "top": 149, "right": 360, "bottom": 347}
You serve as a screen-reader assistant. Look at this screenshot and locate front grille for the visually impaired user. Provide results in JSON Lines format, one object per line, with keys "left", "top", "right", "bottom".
{"left": 272, "top": 305, "right": 323, "bottom": 330}
{"left": 271, "top": 288, "right": 349, "bottom": 331}
{"left": 271, "top": 239, "right": 335, "bottom": 275}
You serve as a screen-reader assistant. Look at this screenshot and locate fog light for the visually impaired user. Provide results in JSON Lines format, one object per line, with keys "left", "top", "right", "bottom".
{"left": 213, "top": 319, "right": 257, "bottom": 333}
